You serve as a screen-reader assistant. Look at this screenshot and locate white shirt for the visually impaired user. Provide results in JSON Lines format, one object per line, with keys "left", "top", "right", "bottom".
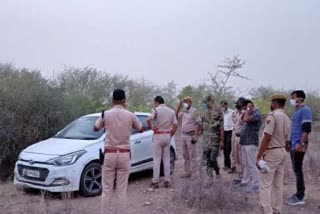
{"left": 223, "top": 108, "right": 234, "bottom": 131}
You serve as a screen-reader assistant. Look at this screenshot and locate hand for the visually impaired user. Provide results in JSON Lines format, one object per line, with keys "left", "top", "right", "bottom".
{"left": 220, "top": 140, "right": 224, "bottom": 150}
{"left": 247, "top": 103, "right": 253, "bottom": 111}
{"left": 256, "top": 156, "right": 262, "bottom": 165}
{"left": 152, "top": 127, "right": 159, "bottom": 132}
{"left": 295, "top": 143, "right": 307, "bottom": 153}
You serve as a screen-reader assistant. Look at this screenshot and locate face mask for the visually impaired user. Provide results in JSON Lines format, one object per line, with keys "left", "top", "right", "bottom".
{"left": 221, "top": 107, "right": 226, "bottom": 112}
{"left": 290, "top": 99, "right": 297, "bottom": 107}
{"left": 201, "top": 103, "right": 208, "bottom": 111}
{"left": 182, "top": 103, "right": 189, "bottom": 110}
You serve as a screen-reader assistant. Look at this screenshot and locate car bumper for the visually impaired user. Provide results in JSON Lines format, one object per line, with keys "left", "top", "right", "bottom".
{"left": 14, "top": 161, "right": 83, "bottom": 192}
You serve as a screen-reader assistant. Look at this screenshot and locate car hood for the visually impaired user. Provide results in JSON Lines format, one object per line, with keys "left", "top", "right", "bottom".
{"left": 23, "top": 137, "right": 99, "bottom": 156}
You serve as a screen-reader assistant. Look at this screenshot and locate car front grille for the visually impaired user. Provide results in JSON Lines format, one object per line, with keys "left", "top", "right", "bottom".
{"left": 17, "top": 164, "right": 49, "bottom": 182}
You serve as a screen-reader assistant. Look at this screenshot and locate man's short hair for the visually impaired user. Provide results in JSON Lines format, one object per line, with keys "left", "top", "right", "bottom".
{"left": 235, "top": 97, "right": 246, "bottom": 105}
{"left": 272, "top": 99, "right": 286, "bottom": 107}
{"left": 291, "top": 90, "right": 306, "bottom": 100}
{"left": 220, "top": 100, "right": 228, "bottom": 105}
{"left": 204, "top": 95, "right": 214, "bottom": 103}
{"left": 113, "top": 89, "right": 126, "bottom": 101}
{"left": 154, "top": 96, "right": 164, "bottom": 104}
{"left": 243, "top": 99, "right": 254, "bottom": 107}
{"left": 271, "top": 94, "right": 286, "bottom": 107}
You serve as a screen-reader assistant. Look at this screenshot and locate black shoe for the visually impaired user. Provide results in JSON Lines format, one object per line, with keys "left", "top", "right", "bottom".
{"left": 233, "top": 179, "right": 242, "bottom": 185}
{"left": 228, "top": 167, "right": 237, "bottom": 174}
{"left": 150, "top": 182, "right": 159, "bottom": 189}
{"left": 164, "top": 181, "right": 171, "bottom": 188}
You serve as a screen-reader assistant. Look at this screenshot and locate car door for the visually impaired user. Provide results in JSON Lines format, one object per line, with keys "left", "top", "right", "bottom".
{"left": 130, "top": 115, "right": 153, "bottom": 167}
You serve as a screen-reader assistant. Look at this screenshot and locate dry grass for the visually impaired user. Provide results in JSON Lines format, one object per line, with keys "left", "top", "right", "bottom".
{"left": 173, "top": 166, "right": 254, "bottom": 214}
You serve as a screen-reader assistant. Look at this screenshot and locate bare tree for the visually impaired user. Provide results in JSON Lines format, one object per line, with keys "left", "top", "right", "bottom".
{"left": 208, "top": 55, "right": 248, "bottom": 101}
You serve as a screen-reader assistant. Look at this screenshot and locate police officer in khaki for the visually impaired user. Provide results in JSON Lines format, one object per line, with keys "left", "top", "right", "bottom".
{"left": 147, "top": 96, "right": 178, "bottom": 188}
{"left": 256, "top": 94, "right": 291, "bottom": 214}
{"left": 176, "top": 96, "right": 201, "bottom": 179}
{"left": 94, "top": 89, "right": 143, "bottom": 214}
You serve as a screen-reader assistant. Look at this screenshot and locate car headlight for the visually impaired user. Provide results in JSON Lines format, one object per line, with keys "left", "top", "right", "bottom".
{"left": 47, "top": 150, "right": 87, "bottom": 166}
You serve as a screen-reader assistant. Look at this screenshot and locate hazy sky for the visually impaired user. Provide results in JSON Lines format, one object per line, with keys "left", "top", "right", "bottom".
{"left": 1, "top": 0, "right": 319, "bottom": 91}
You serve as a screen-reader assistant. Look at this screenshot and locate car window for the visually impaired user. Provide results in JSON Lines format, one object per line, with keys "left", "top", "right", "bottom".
{"left": 137, "top": 115, "right": 150, "bottom": 131}
{"left": 54, "top": 116, "right": 104, "bottom": 140}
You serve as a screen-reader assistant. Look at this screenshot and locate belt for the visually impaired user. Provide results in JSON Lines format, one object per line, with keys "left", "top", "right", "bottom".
{"left": 267, "top": 146, "right": 285, "bottom": 150}
{"left": 182, "top": 131, "right": 195, "bottom": 136}
{"left": 154, "top": 131, "right": 171, "bottom": 135}
{"left": 104, "top": 149, "right": 130, "bottom": 153}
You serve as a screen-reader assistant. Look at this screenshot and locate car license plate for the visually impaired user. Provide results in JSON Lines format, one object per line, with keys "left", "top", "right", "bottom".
{"left": 23, "top": 169, "right": 40, "bottom": 178}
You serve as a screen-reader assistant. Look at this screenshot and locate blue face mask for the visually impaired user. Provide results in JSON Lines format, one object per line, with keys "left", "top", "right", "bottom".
{"left": 200, "top": 103, "right": 208, "bottom": 111}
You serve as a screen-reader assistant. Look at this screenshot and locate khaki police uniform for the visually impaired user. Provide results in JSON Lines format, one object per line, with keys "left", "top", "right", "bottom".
{"left": 150, "top": 104, "right": 178, "bottom": 183}
{"left": 231, "top": 109, "right": 243, "bottom": 173}
{"left": 259, "top": 99, "right": 291, "bottom": 214}
{"left": 178, "top": 103, "right": 201, "bottom": 177}
{"left": 95, "top": 105, "right": 142, "bottom": 214}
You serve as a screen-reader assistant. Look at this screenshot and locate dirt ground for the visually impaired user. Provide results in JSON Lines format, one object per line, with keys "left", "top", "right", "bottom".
{"left": 1, "top": 131, "right": 320, "bottom": 214}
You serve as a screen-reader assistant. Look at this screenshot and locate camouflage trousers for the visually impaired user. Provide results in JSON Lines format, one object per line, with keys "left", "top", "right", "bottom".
{"left": 202, "top": 145, "right": 220, "bottom": 177}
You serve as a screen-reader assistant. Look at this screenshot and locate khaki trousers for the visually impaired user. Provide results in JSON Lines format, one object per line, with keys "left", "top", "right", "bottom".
{"left": 152, "top": 134, "right": 171, "bottom": 183}
{"left": 231, "top": 133, "right": 242, "bottom": 172}
{"left": 259, "top": 148, "right": 287, "bottom": 214}
{"left": 182, "top": 134, "right": 197, "bottom": 176}
{"left": 101, "top": 152, "right": 130, "bottom": 214}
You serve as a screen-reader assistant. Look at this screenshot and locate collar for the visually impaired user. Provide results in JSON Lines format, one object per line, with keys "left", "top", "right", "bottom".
{"left": 273, "top": 109, "right": 285, "bottom": 113}
{"left": 113, "top": 105, "right": 125, "bottom": 109}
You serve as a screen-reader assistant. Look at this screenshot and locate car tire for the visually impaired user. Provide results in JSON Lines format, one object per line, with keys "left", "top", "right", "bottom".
{"left": 80, "top": 162, "right": 102, "bottom": 197}
{"left": 160, "top": 149, "right": 176, "bottom": 176}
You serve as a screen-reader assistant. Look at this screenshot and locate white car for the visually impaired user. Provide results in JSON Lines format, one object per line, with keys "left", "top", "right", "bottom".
{"left": 14, "top": 112, "right": 177, "bottom": 196}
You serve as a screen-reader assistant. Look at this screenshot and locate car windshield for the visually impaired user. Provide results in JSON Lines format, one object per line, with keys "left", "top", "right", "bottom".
{"left": 54, "top": 116, "right": 104, "bottom": 140}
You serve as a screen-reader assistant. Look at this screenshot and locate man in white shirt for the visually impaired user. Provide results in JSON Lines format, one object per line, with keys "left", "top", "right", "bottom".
{"left": 220, "top": 101, "right": 234, "bottom": 170}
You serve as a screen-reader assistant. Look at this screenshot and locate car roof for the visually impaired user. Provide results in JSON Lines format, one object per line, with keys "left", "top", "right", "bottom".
{"left": 83, "top": 111, "right": 150, "bottom": 118}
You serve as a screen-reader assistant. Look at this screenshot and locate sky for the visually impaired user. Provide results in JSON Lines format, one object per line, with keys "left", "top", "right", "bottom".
{"left": 0, "top": 0, "right": 319, "bottom": 92}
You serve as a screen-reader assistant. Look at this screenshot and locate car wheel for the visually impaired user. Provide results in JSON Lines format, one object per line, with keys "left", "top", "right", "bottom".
{"left": 80, "top": 162, "right": 102, "bottom": 197}
{"left": 160, "top": 149, "right": 176, "bottom": 176}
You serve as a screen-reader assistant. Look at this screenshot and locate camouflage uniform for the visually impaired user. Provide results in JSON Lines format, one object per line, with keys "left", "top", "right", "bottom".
{"left": 201, "top": 107, "right": 224, "bottom": 177}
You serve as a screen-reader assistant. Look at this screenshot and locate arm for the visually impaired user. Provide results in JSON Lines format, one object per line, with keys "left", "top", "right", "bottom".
{"left": 220, "top": 128, "right": 224, "bottom": 149}
{"left": 256, "top": 133, "right": 272, "bottom": 162}
{"left": 175, "top": 102, "right": 182, "bottom": 119}
{"left": 295, "top": 108, "right": 312, "bottom": 152}
{"left": 133, "top": 115, "right": 144, "bottom": 133}
{"left": 257, "top": 114, "right": 275, "bottom": 161}
{"left": 219, "top": 111, "right": 225, "bottom": 149}
{"left": 171, "top": 113, "right": 179, "bottom": 137}
{"left": 147, "top": 109, "right": 157, "bottom": 131}
{"left": 243, "top": 109, "right": 251, "bottom": 123}
{"left": 146, "top": 116, "right": 154, "bottom": 130}
{"left": 171, "top": 124, "right": 178, "bottom": 137}
{"left": 93, "top": 116, "right": 104, "bottom": 132}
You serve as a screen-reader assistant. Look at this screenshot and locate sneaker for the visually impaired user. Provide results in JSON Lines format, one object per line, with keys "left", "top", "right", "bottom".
{"left": 164, "top": 181, "right": 171, "bottom": 188}
{"left": 233, "top": 178, "right": 242, "bottom": 185}
{"left": 150, "top": 182, "right": 159, "bottom": 189}
{"left": 286, "top": 194, "right": 305, "bottom": 206}
{"left": 228, "top": 167, "right": 237, "bottom": 174}
{"left": 234, "top": 182, "right": 247, "bottom": 191}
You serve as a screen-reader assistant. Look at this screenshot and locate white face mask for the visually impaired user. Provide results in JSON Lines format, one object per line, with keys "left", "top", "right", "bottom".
{"left": 221, "top": 107, "right": 226, "bottom": 112}
{"left": 290, "top": 99, "right": 297, "bottom": 107}
{"left": 182, "top": 103, "right": 189, "bottom": 109}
